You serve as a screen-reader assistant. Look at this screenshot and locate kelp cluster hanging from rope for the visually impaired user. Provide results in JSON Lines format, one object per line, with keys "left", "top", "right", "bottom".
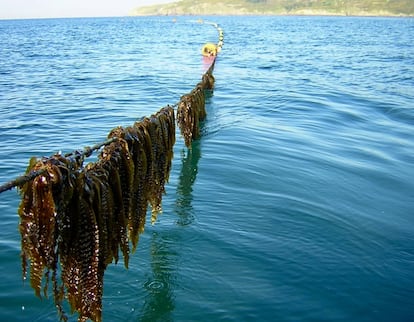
{"left": 18, "top": 106, "right": 175, "bottom": 322}
{"left": 8, "top": 20, "right": 224, "bottom": 322}
{"left": 177, "top": 60, "right": 215, "bottom": 148}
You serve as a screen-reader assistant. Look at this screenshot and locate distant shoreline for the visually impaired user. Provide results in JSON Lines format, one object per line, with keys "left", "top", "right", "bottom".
{"left": 129, "top": 12, "right": 414, "bottom": 18}
{"left": 129, "top": 0, "right": 414, "bottom": 18}
{"left": 1, "top": 13, "right": 412, "bottom": 21}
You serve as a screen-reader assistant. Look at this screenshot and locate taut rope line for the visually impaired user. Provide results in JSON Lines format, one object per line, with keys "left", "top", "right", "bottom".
{"left": 0, "top": 20, "right": 223, "bottom": 195}
{"left": 0, "top": 137, "right": 119, "bottom": 194}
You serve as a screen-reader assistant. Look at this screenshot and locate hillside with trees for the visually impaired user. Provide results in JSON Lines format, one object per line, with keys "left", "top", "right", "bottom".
{"left": 130, "top": 0, "right": 414, "bottom": 16}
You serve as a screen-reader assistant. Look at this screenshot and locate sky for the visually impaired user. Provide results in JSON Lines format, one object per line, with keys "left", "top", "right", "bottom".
{"left": 0, "top": 0, "right": 177, "bottom": 20}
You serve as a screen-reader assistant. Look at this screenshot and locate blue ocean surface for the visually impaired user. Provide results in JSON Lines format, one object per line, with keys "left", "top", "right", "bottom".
{"left": 0, "top": 16, "right": 413, "bottom": 321}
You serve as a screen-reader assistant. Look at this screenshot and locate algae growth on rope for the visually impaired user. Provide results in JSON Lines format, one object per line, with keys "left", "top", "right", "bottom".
{"left": 14, "top": 21, "right": 223, "bottom": 322}
{"left": 19, "top": 106, "right": 176, "bottom": 321}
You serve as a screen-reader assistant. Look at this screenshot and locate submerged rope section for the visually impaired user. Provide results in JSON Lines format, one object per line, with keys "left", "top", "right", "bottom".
{"left": 2, "top": 21, "right": 223, "bottom": 322}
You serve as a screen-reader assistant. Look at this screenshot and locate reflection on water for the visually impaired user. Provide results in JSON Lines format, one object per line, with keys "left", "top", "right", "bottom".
{"left": 174, "top": 141, "right": 202, "bottom": 226}
{"left": 139, "top": 232, "right": 176, "bottom": 322}
{"left": 138, "top": 140, "right": 202, "bottom": 321}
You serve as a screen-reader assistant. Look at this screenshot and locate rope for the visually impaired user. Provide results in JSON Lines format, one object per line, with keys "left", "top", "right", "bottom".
{"left": 0, "top": 168, "right": 48, "bottom": 194}
{"left": 0, "top": 137, "right": 119, "bottom": 194}
{"left": 3, "top": 19, "right": 224, "bottom": 322}
{"left": 0, "top": 20, "right": 223, "bottom": 194}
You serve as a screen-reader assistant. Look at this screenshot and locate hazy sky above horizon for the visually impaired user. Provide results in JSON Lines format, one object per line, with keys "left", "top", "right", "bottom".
{"left": 0, "top": 0, "right": 177, "bottom": 19}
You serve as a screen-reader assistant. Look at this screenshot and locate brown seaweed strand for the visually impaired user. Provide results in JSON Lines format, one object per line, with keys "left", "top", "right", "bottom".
{"left": 177, "top": 79, "right": 209, "bottom": 149}
{"left": 53, "top": 157, "right": 82, "bottom": 322}
{"left": 193, "top": 92, "right": 201, "bottom": 140}
{"left": 124, "top": 126, "right": 148, "bottom": 251}
{"left": 202, "top": 71, "right": 215, "bottom": 90}
{"left": 54, "top": 166, "right": 78, "bottom": 320}
{"left": 92, "top": 164, "right": 115, "bottom": 266}
{"left": 177, "top": 94, "right": 193, "bottom": 148}
{"left": 76, "top": 172, "right": 101, "bottom": 321}
{"left": 160, "top": 106, "right": 175, "bottom": 183}
{"left": 157, "top": 108, "right": 175, "bottom": 182}
{"left": 18, "top": 158, "right": 61, "bottom": 298}
{"left": 167, "top": 105, "right": 176, "bottom": 150}
{"left": 114, "top": 138, "right": 134, "bottom": 267}
{"left": 123, "top": 126, "right": 139, "bottom": 243}
{"left": 146, "top": 116, "right": 165, "bottom": 223}
{"left": 135, "top": 119, "right": 154, "bottom": 216}
{"left": 100, "top": 143, "right": 130, "bottom": 268}
{"left": 107, "top": 128, "right": 135, "bottom": 221}
{"left": 59, "top": 173, "right": 83, "bottom": 317}
{"left": 151, "top": 115, "right": 166, "bottom": 207}
{"left": 149, "top": 106, "right": 176, "bottom": 224}
{"left": 59, "top": 171, "right": 102, "bottom": 322}
{"left": 18, "top": 157, "right": 37, "bottom": 284}
{"left": 134, "top": 123, "right": 152, "bottom": 240}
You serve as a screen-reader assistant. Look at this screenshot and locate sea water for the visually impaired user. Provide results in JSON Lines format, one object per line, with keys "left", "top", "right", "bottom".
{"left": 0, "top": 16, "right": 413, "bottom": 321}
